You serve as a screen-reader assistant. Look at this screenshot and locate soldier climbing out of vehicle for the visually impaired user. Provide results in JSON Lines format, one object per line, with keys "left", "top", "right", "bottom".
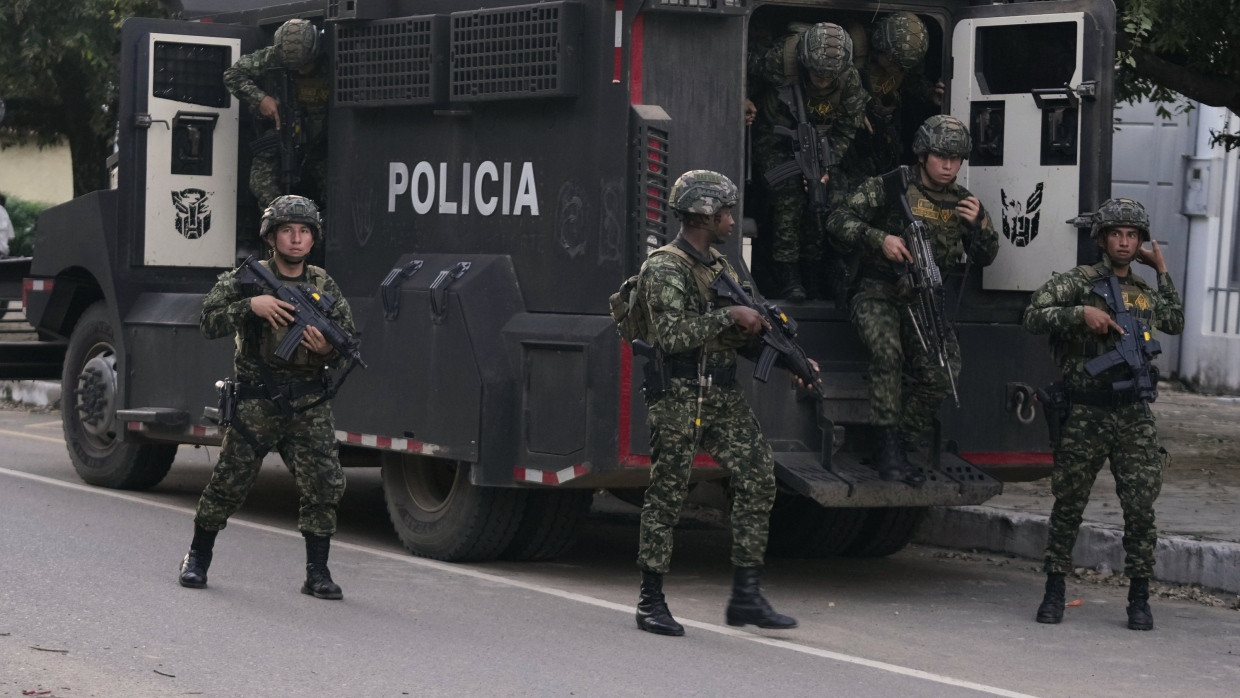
{"left": 224, "top": 18, "right": 330, "bottom": 208}
{"left": 826, "top": 115, "right": 998, "bottom": 484}
{"left": 746, "top": 21, "right": 868, "bottom": 302}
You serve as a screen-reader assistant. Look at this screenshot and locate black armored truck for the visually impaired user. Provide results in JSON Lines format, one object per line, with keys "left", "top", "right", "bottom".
{"left": 6, "top": 0, "right": 1118, "bottom": 561}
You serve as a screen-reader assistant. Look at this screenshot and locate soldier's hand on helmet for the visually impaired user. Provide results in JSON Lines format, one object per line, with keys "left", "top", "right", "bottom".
{"left": 1083, "top": 305, "right": 1124, "bottom": 336}
{"left": 300, "top": 325, "right": 332, "bottom": 355}
{"left": 881, "top": 234, "right": 913, "bottom": 263}
{"left": 744, "top": 98, "right": 757, "bottom": 126}
{"left": 729, "top": 305, "right": 770, "bottom": 336}
{"left": 956, "top": 196, "right": 984, "bottom": 226}
{"left": 1135, "top": 240, "right": 1168, "bottom": 273}
{"left": 259, "top": 96, "right": 282, "bottom": 130}
{"left": 251, "top": 295, "right": 296, "bottom": 328}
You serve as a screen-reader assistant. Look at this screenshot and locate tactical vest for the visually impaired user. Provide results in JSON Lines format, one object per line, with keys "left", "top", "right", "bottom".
{"left": 1055, "top": 263, "right": 1155, "bottom": 361}
{"left": 905, "top": 176, "right": 966, "bottom": 266}
{"left": 247, "top": 260, "right": 331, "bottom": 369}
{"left": 291, "top": 66, "right": 331, "bottom": 141}
{"left": 650, "top": 242, "right": 742, "bottom": 354}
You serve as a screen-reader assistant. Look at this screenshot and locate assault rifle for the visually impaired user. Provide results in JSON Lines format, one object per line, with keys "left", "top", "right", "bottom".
{"left": 1083, "top": 274, "right": 1162, "bottom": 402}
{"left": 248, "top": 68, "right": 307, "bottom": 194}
{"left": 708, "top": 270, "right": 824, "bottom": 399}
{"left": 235, "top": 256, "right": 366, "bottom": 369}
{"left": 762, "top": 82, "right": 837, "bottom": 214}
{"left": 884, "top": 166, "right": 959, "bottom": 406}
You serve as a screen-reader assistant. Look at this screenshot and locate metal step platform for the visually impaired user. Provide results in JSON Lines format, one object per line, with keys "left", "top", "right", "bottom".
{"left": 773, "top": 449, "right": 1003, "bottom": 508}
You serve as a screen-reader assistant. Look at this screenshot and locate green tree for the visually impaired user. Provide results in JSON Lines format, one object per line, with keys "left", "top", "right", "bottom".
{"left": 1116, "top": 0, "right": 1240, "bottom": 147}
{"left": 0, "top": 0, "right": 165, "bottom": 197}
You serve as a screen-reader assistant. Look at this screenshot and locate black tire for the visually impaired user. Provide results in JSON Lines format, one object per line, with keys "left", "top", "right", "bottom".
{"left": 381, "top": 453, "right": 526, "bottom": 562}
{"left": 767, "top": 491, "right": 867, "bottom": 558}
{"left": 840, "top": 507, "right": 929, "bottom": 558}
{"left": 500, "top": 489, "right": 593, "bottom": 561}
{"left": 61, "top": 302, "right": 175, "bottom": 490}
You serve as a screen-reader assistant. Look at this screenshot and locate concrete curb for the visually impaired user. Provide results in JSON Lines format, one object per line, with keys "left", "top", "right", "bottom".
{"left": 916, "top": 505, "right": 1240, "bottom": 595}
{"left": 0, "top": 380, "right": 60, "bottom": 408}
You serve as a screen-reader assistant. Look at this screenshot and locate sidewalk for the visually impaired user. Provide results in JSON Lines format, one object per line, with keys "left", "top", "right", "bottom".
{"left": 918, "top": 384, "right": 1240, "bottom": 595}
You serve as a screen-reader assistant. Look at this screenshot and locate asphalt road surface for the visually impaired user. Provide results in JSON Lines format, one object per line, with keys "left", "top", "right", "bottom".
{"left": 1, "top": 408, "right": 1237, "bottom": 697}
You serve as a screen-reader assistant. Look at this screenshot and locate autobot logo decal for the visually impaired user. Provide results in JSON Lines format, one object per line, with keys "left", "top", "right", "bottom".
{"left": 387, "top": 161, "right": 540, "bottom": 217}
{"left": 172, "top": 188, "right": 211, "bottom": 239}
{"left": 1000, "top": 183, "right": 1044, "bottom": 247}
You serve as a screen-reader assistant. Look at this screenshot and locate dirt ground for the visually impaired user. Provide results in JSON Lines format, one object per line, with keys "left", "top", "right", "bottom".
{"left": 1151, "top": 381, "right": 1240, "bottom": 487}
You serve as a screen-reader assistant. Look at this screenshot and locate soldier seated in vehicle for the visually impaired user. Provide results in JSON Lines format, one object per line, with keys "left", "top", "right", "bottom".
{"left": 224, "top": 18, "right": 330, "bottom": 209}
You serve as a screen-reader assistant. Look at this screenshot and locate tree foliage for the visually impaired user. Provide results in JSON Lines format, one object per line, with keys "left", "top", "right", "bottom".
{"left": 0, "top": 0, "right": 165, "bottom": 197}
{"left": 1116, "top": 0, "right": 1240, "bottom": 148}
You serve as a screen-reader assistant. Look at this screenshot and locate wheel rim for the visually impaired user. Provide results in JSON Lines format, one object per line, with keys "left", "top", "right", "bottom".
{"left": 400, "top": 458, "right": 461, "bottom": 515}
{"left": 74, "top": 340, "right": 119, "bottom": 453}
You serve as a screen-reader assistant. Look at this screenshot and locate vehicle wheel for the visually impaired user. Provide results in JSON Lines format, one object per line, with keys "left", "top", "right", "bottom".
{"left": 767, "top": 490, "right": 866, "bottom": 558}
{"left": 381, "top": 453, "right": 526, "bottom": 562}
{"left": 840, "top": 507, "right": 929, "bottom": 558}
{"left": 61, "top": 302, "right": 175, "bottom": 490}
{"left": 500, "top": 489, "right": 593, "bottom": 561}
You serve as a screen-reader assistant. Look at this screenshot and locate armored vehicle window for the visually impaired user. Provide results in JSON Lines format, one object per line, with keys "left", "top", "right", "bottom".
{"left": 974, "top": 22, "right": 1076, "bottom": 95}
{"left": 153, "top": 41, "right": 231, "bottom": 108}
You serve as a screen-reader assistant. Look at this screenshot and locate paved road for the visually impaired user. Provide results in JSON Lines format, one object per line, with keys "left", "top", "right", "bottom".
{"left": 1, "top": 408, "right": 1238, "bottom": 697}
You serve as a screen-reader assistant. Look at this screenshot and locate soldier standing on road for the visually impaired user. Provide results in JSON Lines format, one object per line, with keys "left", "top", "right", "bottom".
{"left": 746, "top": 22, "right": 868, "bottom": 302}
{"left": 826, "top": 115, "right": 997, "bottom": 483}
{"left": 178, "top": 195, "right": 355, "bottom": 600}
{"left": 632, "top": 170, "right": 800, "bottom": 636}
{"left": 1023, "top": 198, "right": 1183, "bottom": 631}
{"left": 224, "top": 18, "right": 330, "bottom": 208}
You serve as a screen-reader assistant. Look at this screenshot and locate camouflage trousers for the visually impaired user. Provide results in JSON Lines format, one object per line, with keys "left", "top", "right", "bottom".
{"left": 1045, "top": 402, "right": 1167, "bottom": 578}
{"left": 637, "top": 381, "right": 776, "bottom": 573}
{"left": 195, "top": 394, "right": 345, "bottom": 536}
{"left": 850, "top": 278, "right": 961, "bottom": 439}
{"left": 249, "top": 145, "right": 328, "bottom": 209}
{"left": 753, "top": 136, "right": 849, "bottom": 264}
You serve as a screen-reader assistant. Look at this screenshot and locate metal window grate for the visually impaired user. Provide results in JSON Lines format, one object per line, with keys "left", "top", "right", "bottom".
{"left": 335, "top": 17, "right": 443, "bottom": 106}
{"left": 639, "top": 127, "right": 671, "bottom": 256}
{"left": 152, "top": 42, "right": 231, "bottom": 107}
{"left": 450, "top": 2, "right": 580, "bottom": 102}
{"left": 651, "top": 0, "right": 748, "bottom": 13}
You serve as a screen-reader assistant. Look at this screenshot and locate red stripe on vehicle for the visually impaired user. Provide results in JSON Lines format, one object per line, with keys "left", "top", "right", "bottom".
{"left": 629, "top": 12, "right": 643, "bottom": 104}
{"left": 959, "top": 451, "right": 1054, "bottom": 466}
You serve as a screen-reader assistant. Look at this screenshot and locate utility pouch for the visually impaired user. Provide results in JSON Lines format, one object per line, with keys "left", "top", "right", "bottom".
{"left": 215, "top": 377, "right": 238, "bottom": 427}
{"left": 1035, "top": 381, "right": 1069, "bottom": 449}
{"left": 632, "top": 339, "right": 669, "bottom": 401}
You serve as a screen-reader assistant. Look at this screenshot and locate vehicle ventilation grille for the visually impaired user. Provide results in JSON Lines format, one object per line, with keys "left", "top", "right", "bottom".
{"left": 650, "top": 0, "right": 748, "bottom": 13}
{"left": 335, "top": 16, "right": 444, "bottom": 106}
{"left": 449, "top": 2, "right": 581, "bottom": 102}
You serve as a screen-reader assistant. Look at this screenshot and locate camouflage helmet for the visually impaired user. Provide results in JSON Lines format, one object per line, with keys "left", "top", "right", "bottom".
{"left": 798, "top": 23, "right": 854, "bottom": 81}
{"left": 274, "top": 19, "right": 321, "bottom": 71}
{"left": 871, "top": 12, "right": 929, "bottom": 71}
{"left": 260, "top": 194, "right": 323, "bottom": 242}
{"left": 669, "top": 170, "right": 738, "bottom": 217}
{"left": 912, "top": 114, "right": 972, "bottom": 158}
{"left": 1092, "top": 198, "right": 1150, "bottom": 241}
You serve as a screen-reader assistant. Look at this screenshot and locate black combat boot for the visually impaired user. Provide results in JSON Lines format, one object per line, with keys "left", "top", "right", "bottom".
{"left": 636, "top": 570, "right": 685, "bottom": 636}
{"left": 1035, "top": 572, "right": 1066, "bottom": 624}
{"left": 725, "top": 566, "right": 798, "bottom": 629}
{"left": 178, "top": 525, "right": 217, "bottom": 589}
{"left": 773, "top": 262, "right": 807, "bottom": 303}
{"left": 874, "top": 428, "right": 907, "bottom": 482}
{"left": 1126, "top": 577, "right": 1154, "bottom": 631}
{"left": 301, "top": 532, "right": 344, "bottom": 600}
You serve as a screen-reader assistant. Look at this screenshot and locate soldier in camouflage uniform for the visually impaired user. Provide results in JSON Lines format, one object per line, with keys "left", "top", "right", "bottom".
{"left": 633, "top": 170, "right": 800, "bottom": 636}
{"left": 1024, "top": 198, "right": 1183, "bottom": 631}
{"left": 178, "top": 195, "right": 355, "bottom": 600}
{"left": 842, "top": 12, "right": 943, "bottom": 185}
{"left": 747, "top": 22, "right": 869, "bottom": 302}
{"left": 224, "top": 19, "right": 330, "bottom": 208}
{"left": 826, "top": 115, "right": 997, "bottom": 482}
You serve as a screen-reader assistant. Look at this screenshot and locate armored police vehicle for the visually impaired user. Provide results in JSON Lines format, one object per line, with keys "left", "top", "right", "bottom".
{"left": 7, "top": 0, "right": 1117, "bottom": 561}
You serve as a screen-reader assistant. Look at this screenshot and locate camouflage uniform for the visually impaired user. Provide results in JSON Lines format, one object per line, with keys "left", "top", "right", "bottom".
{"left": 749, "top": 30, "right": 869, "bottom": 267}
{"left": 826, "top": 165, "right": 998, "bottom": 439}
{"left": 636, "top": 241, "right": 775, "bottom": 573}
{"left": 194, "top": 259, "right": 355, "bottom": 536}
{"left": 224, "top": 30, "right": 330, "bottom": 208}
{"left": 1023, "top": 258, "right": 1184, "bottom": 578}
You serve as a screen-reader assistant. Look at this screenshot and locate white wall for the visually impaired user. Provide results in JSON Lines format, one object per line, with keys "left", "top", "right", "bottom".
{"left": 0, "top": 140, "right": 74, "bottom": 205}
